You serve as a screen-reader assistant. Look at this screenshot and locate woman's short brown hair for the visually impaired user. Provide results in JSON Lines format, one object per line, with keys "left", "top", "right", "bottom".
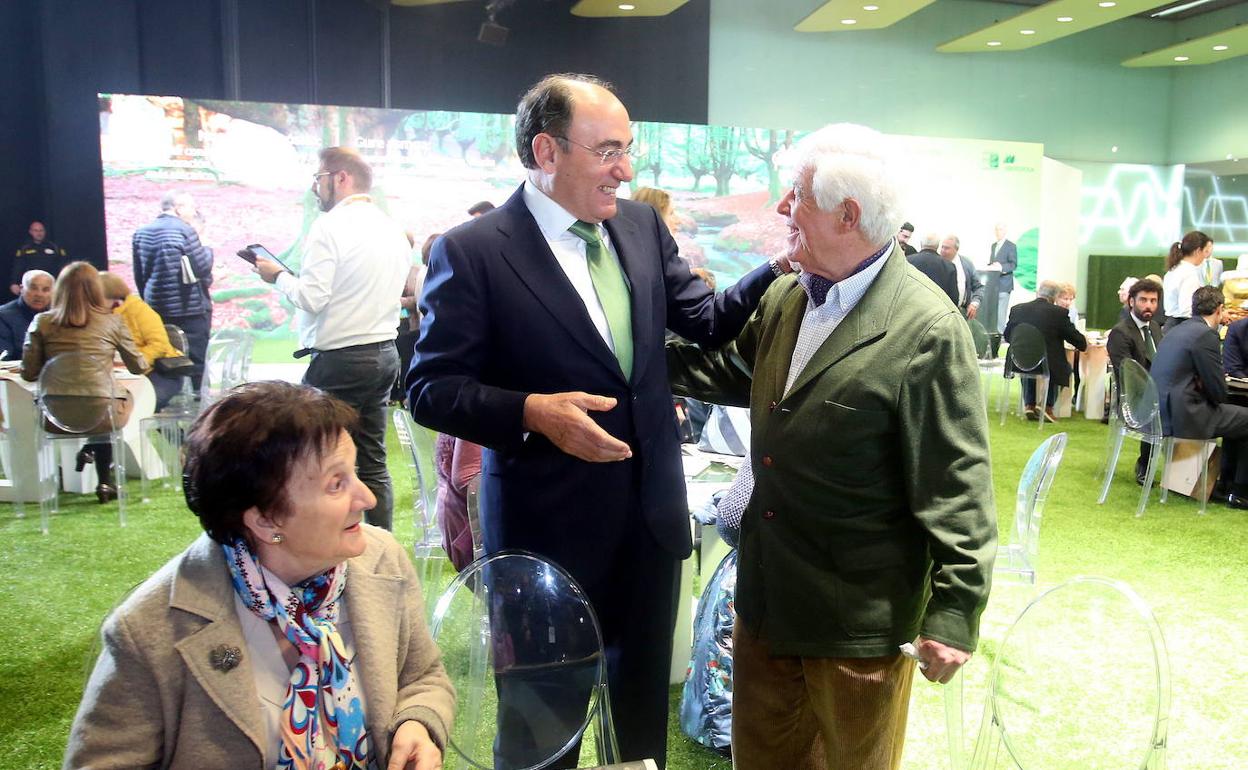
{"left": 182, "top": 381, "right": 359, "bottom": 544}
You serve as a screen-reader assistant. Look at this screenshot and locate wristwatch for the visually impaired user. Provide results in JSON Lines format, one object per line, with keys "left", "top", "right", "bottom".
{"left": 768, "top": 257, "right": 788, "bottom": 278}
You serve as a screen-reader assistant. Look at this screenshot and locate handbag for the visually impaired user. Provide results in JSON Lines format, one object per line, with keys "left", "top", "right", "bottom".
{"left": 153, "top": 355, "right": 195, "bottom": 377}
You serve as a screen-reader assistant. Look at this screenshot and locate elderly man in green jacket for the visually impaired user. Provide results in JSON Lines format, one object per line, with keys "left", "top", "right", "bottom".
{"left": 668, "top": 123, "right": 995, "bottom": 770}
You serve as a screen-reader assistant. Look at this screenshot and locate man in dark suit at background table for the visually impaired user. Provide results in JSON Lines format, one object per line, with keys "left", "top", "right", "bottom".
{"left": 1004, "top": 280, "right": 1087, "bottom": 421}
{"left": 1107, "top": 278, "right": 1164, "bottom": 484}
{"left": 406, "top": 73, "right": 782, "bottom": 768}
{"left": 1151, "top": 286, "right": 1248, "bottom": 508}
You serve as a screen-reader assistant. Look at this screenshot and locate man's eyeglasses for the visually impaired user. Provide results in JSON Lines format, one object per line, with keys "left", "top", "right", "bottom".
{"left": 312, "top": 171, "right": 333, "bottom": 182}
{"left": 554, "top": 136, "right": 638, "bottom": 166}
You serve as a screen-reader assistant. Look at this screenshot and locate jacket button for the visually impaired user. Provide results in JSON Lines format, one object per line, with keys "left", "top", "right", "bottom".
{"left": 768, "top": 401, "right": 777, "bottom": 412}
{"left": 762, "top": 455, "right": 774, "bottom": 467}
{"left": 763, "top": 510, "right": 776, "bottom": 520}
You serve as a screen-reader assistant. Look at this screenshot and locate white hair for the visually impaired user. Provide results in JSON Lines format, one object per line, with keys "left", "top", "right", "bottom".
{"left": 784, "top": 123, "right": 902, "bottom": 247}
{"left": 22, "top": 269, "right": 54, "bottom": 288}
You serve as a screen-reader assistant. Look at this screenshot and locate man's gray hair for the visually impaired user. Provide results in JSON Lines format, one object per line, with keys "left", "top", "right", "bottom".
{"left": 944, "top": 234, "right": 961, "bottom": 250}
{"left": 1037, "top": 280, "right": 1062, "bottom": 300}
{"left": 921, "top": 233, "right": 939, "bottom": 249}
{"left": 160, "top": 191, "right": 193, "bottom": 212}
{"left": 785, "top": 123, "right": 902, "bottom": 247}
{"left": 21, "top": 269, "right": 54, "bottom": 288}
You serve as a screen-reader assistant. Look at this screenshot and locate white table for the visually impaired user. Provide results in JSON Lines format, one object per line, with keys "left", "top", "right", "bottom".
{"left": 0, "top": 370, "right": 158, "bottom": 502}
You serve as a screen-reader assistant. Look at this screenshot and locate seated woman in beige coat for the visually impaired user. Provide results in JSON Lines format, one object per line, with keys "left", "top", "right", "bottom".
{"left": 22, "top": 261, "right": 147, "bottom": 503}
{"left": 63, "top": 381, "right": 456, "bottom": 770}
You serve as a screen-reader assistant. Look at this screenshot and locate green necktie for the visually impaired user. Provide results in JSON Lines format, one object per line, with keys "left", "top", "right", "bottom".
{"left": 1143, "top": 324, "right": 1156, "bottom": 357}
{"left": 568, "top": 220, "right": 633, "bottom": 379}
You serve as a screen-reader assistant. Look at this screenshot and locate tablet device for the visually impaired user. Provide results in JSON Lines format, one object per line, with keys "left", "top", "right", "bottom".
{"left": 238, "top": 244, "right": 295, "bottom": 274}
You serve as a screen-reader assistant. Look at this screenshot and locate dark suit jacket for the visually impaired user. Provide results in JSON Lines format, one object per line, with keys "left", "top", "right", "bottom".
{"left": 1004, "top": 297, "right": 1086, "bottom": 386}
{"left": 900, "top": 241, "right": 917, "bottom": 257}
{"left": 957, "top": 255, "right": 984, "bottom": 315}
{"left": 406, "top": 185, "right": 773, "bottom": 581}
{"left": 668, "top": 249, "right": 995, "bottom": 657}
{"left": 0, "top": 296, "right": 36, "bottom": 360}
{"left": 1151, "top": 317, "right": 1230, "bottom": 438}
{"left": 989, "top": 239, "right": 1017, "bottom": 292}
{"left": 1224, "top": 318, "right": 1248, "bottom": 379}
{"left": 907, "top": 249, "right": 957, "bottom": 305}
{"left": 1107, "top": 312, "right": 1163, "bottom": 373}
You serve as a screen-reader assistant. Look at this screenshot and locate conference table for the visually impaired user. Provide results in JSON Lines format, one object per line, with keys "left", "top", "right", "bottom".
{"left": 0, "top": 365, "right": 160, "bottom": 503}
{"left": 1053, "top": 335, "right": 1110, "bottom": 420}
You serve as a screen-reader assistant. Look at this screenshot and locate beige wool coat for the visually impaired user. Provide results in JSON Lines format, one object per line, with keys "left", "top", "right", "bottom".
{"left": 63, "top": 526, "right": 455, "bottom": 769}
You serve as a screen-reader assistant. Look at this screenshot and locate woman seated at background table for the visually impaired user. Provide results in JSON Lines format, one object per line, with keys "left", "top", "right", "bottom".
{"left": 21, "top": 261, "right": 147, "bottom": 503}
{"left": 63, "top": 381, "right": 455, "bottom": 770}
{"left": 98, "top": 271, "right": 186, "bottom": 410}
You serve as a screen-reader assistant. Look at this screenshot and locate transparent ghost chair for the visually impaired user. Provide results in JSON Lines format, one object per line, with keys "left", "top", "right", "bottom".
{"left": 392, "top": 407, "right": 446, "bottom": 616}
{"left": 998, "top": 323, "right": 1049, "bottom": 429}
{"left": 995, "top": 433, "right": 1068, "bottom": 586}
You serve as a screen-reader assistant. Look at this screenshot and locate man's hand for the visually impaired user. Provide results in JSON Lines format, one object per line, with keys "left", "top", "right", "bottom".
{"left": 915, "top": 637, "right": 971, "bottom": 684}
{"left": 523, "top": 392, "right": 632, "bottom": 462}
{"left": 966, "top": 303, "right": 979, "bottom": 320}
{"left": 253, "top": 256, "right": 284, "bottom": 284}
{"left": 387, "top": 720, "right": 442, "bottom": 770}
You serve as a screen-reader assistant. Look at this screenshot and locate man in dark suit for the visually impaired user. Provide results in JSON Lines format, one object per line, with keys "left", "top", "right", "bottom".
{"left": 406, "top": 74, "right": 781, "bottom": 768}
{"left": 939, "top": 234, "right": 984, "bottom": 319}
{"left": 988, "top": 224, "right": 1017, "bottom": 333}
{"left": 1223, "top": 317, "right": 1248, "bottom": 379}
{"left": 1004, "top": 280, "right": 1087, "bottom": 421}
{"left": 1151, "top": 286, "right": 1248, "bottom": 508}
{"left": 907, "top": 233, "right": 958, "bottom": 305}
{"left": 1107, "top": 278, "right": 1164, "bottom": 483}
{"left": 897, "top": 221, "right": 917, "bottom": 256}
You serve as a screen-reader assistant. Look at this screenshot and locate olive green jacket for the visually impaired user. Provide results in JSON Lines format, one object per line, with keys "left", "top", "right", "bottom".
{"left": 669, "top": 248, "right": 996, "bottom": 657}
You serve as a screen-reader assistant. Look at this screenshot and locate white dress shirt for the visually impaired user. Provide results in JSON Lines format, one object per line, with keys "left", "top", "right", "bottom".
{"left": 234, "top": 569, "right": 364, "bottom": 770}
{"left": 522, "top": 182, "right": 622, "bottom": 355}
{"left": 275, "top": 194, "right": 410, "bottom": 351}
{"left": 952, "top": 255, "right": 967, "bottom": 306}
{"left": 1163, "top": 260, "right": 1203, "bottom": 321}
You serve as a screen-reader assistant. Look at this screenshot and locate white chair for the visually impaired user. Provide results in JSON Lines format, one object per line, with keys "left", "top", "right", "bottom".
{"left": 996, "top": 433, "right": 1068, "bottom": 586}
{"left": 34, "top": 352, "right": 129, "bottom": 534}
{"left": 966, "top": 577, "right": 1170, "bottom": 769}
{"left": 430, "top": 550, "right": 623, "bottom": 769}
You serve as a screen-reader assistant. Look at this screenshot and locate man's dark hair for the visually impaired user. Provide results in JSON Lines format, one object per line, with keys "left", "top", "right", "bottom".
{"left": 1192, "top": 285, "right": 1225, "bottom": 317}
{"left": 514, "top": 73, "right": 615, "bottom": 170}
{"left": 900, "top": 222, "right": 914, "bottom": 232}
{"left": 319, "top": 146, "right": 373, "bottom": 192}
{"left": 1128, "top": 278, "right": 1162, "bottom": 303}
{"left": 467, "top": 200, "right": 495, "bottom": 216}
{"left": 182, "top": 381, "right": 359, "bottom": 545}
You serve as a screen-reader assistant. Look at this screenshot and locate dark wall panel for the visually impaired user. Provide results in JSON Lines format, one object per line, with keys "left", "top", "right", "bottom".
{"left": 0, "top": 0, "right": 45, "bottom": 287}
{"left": 315, "top": 0, "right": 385, "bottom": 107}
{"left": 135, "top": 0, "right": 225, "bottom": 98}
{"left": 237, "top": 0, "right": 313, "bottom": 104}
{"left": 388, "top": 0, "right": 710, "bottom": 124}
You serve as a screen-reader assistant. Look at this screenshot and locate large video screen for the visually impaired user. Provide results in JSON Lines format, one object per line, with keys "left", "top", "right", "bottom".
{"left": 99, "top": 94, "right": 1043, "bottom": 361}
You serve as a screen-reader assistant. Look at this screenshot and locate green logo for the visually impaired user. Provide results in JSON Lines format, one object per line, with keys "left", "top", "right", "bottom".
{"left": 985, "top": 152, "right": 999, "bottom": 169}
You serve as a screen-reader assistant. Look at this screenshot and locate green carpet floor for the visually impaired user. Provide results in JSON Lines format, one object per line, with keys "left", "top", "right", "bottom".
{"left": 2, "top": 389, "right": 1245, "bottom": 768}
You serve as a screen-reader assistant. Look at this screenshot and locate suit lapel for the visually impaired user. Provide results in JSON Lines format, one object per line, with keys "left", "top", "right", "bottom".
{"left": 783, "top": 248, "right": 902, "bottom": 401}
{"left": 762, "top": 282, "right": 808, "bottom": 407}
{"left": 170, "top": 537, "right": 266, "bottom": 755}
{"left": 494, "top": 189, "right": 625, "bottom": 381}
{"left": 603, "top": 209, "right": 654, "bottom": 385}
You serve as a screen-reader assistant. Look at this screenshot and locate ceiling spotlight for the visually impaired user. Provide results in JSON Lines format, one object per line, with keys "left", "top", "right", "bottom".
{"left": 987, "top": 41, "right": 1002, "bottom": 46}
{"left": 1213, "top": 44, "right": 1229, "bottom": 51}
{"left": 1174, "top": 55, "right": 1190, "bottom": 62}
{"left": 1057, "top": 16, "right": 1074, "bottom": 22}
{"left": 1020, "top": 29, "right": 1036, "bottom": 35}
{"left": 617, "top": 2, "right": 635, "bottom": 8}
{"left": 1111, "top": 146, "right": 1119, "bottom": 153}
{"left": 1098, "top": 1, "right": 1116, "bottom": 6}
{"left": 841, "top": 18, "right": 857, "bottom": 24}
{"left": 863, "top": 4, "right": 880, "bottom": 10}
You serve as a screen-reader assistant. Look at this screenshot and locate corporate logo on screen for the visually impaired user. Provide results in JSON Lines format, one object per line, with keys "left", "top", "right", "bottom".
{"left": 983, "top": 151, "right": 1035, "bottom": 173}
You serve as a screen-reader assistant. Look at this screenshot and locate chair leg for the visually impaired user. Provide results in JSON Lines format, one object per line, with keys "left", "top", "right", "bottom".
{"left": 1037, "top": 378, "right": 1049, "bottom": 430}
{"left": 112, "top": 431, "right": 127, "bottom": 527}
{"left": 1140, "top": 440, "right": 1167, "bottom": 517}
{"left": 1098, "top": 427, "right": 1127, "bottom": 504}
{"left": 1197, "top": 441, "right": 1211, "bottom": 516}
{"left": 944, "top": 669, "right": 965, "bottom": 770}
{"left": 998, "top": 377, "right": 1010, "bottom": 426}
{"left": 1160, "top": 439, "right": 1175, "bottom": 504}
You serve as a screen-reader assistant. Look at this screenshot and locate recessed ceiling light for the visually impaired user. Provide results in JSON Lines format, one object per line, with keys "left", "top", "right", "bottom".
{"left": 863, "top": 4, "right": 880, "bottom": 10}
{"left": 1174, "top": 55, "right": 1190, "bottom": 62}
{"left": 1111, "top": 146, "right": 1119, "bottom": 153}
{"left": 617, "top": 3, "right": 635, "bottom": 8}
{"left": 1020, "top": 29, "right": 1036, "bottom": 35}
{"left": 1057, "top": 16, "right": 1074, "bottom": 22}
{"left": 1098, "top": 1, "right": 1116, "bottom": 7}
{"left": 841, "top": 18, "right": 857, "bottom": 24}
{"left": 987, "top": 41, "right": 1002, "bottom": 46}
{"left": 1214, "top": 44, "right": 1229, "bottom": 51}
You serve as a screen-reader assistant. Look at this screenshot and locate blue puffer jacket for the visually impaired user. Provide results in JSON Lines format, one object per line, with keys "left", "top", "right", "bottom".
{"left": 131, "top": 214, "right": 214, "bottom": 318}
